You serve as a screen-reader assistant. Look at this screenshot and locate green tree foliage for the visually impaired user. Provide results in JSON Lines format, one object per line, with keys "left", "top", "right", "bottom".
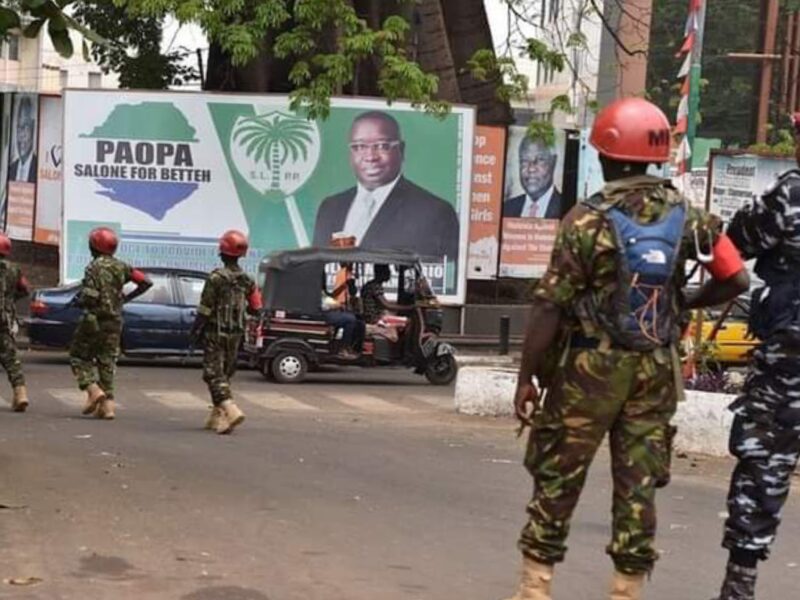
{"left": 73, "top": 1, "right": 197, "bottom": 89}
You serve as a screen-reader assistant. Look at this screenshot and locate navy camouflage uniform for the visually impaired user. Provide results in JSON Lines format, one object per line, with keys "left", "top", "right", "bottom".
{"left": 723, "top": 169, "right": 800, "bottom": 560}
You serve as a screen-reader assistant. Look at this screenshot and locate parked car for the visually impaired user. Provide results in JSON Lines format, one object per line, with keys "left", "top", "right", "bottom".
{"left": 27, "top": 268, "right": 208, "bottom": 357}
{"left": 686, "top": 296, "right": 757, "bottom": 365}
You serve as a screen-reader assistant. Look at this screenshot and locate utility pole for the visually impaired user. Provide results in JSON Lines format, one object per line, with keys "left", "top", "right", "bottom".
{"left": 726, "top": 0, "right": 780, "bottom": 144}
{"left": 686, "top": 0, "right": 707, "bottom": 156}
{"left": 196, "top": 48, "right": 205, "bottom": 90}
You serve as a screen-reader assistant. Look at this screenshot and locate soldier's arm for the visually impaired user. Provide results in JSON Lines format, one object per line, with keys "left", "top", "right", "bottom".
{"left": 684, "top": 210, "right": 750, "bottom": 309}
{"left": 515, "top": 209, "right": 586, "bottom": 424}
{"left": 14, "top": 272, "right": 31, "bottom": 299}
{"left": 727, "top": 177, "right": 799, "bottom": 258}
{"left": 190, "top": 277, "right": 217, "bottom": 339}
{"left": 123, "top": 268, "right": 152, "bottom": 303}
{"left": 246, "top": 279, "right": 263, "bottom": 316}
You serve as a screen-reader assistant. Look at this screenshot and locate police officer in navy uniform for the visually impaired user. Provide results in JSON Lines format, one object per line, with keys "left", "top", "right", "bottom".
{"left": 713, "top": 114, "right": 800, "bottom": 600}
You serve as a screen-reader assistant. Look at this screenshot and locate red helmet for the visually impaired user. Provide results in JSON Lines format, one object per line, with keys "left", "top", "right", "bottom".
{"left": 219, "top": 230, "right": 249, "bottom": 258}
{"left": 590, "top": 97, "right": 671, "bottom": 163}
{"left": 0, "top": 234, "right": 11, "bottom": 257}
{"left": 88, "top": 227, "right": 119, "bottom": 255}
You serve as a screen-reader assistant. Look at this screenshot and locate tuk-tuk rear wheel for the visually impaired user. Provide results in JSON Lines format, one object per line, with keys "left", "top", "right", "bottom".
{"left": 424, "top": 353, "right": 458, "bottom": 385}
{"left": 271, "top": 351, "right": 308, "bottom": 384}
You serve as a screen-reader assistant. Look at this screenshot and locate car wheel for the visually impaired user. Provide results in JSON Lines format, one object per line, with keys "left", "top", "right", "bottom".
{"left": 271, "top": 351, "right": 308, "bottom": 384}
{"left": 424, "top": 354, "right": 457, "bottom": 385}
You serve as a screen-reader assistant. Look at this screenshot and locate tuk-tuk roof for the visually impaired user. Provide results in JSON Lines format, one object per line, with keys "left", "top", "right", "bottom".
{"left": 260, "top": 247, "right": 421, "bottom": 272}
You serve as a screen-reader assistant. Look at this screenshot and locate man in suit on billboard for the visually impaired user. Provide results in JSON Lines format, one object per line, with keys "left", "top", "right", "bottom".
{"left": 504, "top": 136, "right": 562, "bottom": 219}
{"left": 312, "top": 111, "right": 459, "bottom": 262}
{"left": 8, "top": 96, "right": 37, "bottom": 184}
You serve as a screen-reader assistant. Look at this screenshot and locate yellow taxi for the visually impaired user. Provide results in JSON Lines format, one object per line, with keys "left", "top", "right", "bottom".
{"left": 685, "top": 298, "right": 758, "bottom": 365}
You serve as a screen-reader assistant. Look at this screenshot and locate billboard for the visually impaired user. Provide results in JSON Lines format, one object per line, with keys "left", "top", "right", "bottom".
{"left": 34, "top": 96, "right": 63, "bottom": 245}
{"left": 63, "top": 90, "right": 474, "bottom": 303}
{"left": 499, "top": 126, "right": 566, "bottom": 278}
{"left": 467, "top": 125, "right": 506, "bottom": 280}
{"left": 708, "top": 152, "right": 795, "bottom": 224}
{"left": 6, "top": 93, "right": 38, "bottom": 240}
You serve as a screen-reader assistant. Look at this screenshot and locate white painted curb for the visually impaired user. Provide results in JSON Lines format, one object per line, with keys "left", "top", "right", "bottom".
{"left": 453, "top": 366, "right": 736, "bottom": 457}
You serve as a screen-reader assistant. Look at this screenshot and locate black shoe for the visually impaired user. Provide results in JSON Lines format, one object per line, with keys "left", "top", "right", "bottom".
{"left": 713, "top": 562, "right": 757, "bottom": 600}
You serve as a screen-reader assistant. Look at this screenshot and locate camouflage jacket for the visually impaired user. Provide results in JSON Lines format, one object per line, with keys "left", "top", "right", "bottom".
{"left": 534, "top": 176, "right": 722, "bottom": 341}
{"left": 197, "top": 265, "right": 257, "bottom": 335}
{"left": 78, "top": 255, "right": 136, "bottom": 320}
{"left": 0, "top": 259, "right": 28, "bottom": 329}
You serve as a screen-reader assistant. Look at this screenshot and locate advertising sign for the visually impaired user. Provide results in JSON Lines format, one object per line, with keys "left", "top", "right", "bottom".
{"left": 6, "top": 93, "right": 39, "bottom": 240}
{"left": 34, "top": 96, "right": 63, "bottom": 245}
{"left": 467, "top": 125, "right": 506, "bottom": 280}
{"left": 63, "top": 90, "right": 474, "bottom": 303}
{"left": 709, "top": 152, "right": 795, "bottom": 223}
{"left": 499, "top": 126, "right": 566, "bottom": 278}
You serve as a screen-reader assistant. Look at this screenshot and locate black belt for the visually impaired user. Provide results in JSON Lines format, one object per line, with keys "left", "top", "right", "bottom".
{"left": 570, "top": 334, "right": 668, "bottom": 351}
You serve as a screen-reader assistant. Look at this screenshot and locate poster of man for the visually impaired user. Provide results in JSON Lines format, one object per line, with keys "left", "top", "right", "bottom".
{"left": 499, "top": 126, "right": 565, "bottom": 279}
{"left": 312, "top": 110, "right": 460, "bottom": 262}
{"left": 8, "top": 94, "right": 38, "bottom": 184}
{"left": 503, "top": 127, "right": 565, "bottom": 219}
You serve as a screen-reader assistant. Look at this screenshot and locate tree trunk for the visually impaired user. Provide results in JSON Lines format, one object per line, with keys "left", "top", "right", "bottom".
{"left": 410, "top": 0, "right": 462, "bottom": 102}
{"left": 441, "top": 0, "right": 512, "bottom": 125}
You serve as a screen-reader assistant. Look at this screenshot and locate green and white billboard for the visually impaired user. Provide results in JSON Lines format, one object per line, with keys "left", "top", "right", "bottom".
{"left": 63, "top": 90, "right": 475, "bottom": 303}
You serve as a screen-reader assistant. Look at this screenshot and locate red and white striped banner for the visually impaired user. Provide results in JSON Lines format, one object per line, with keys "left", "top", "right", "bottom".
{"left": 674, "top": 0, "right": 704, "bottom": 175}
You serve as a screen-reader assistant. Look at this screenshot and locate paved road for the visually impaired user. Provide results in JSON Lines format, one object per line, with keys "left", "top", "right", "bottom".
{"left": 0, "top": 353, "right": 798, "bottom": 599}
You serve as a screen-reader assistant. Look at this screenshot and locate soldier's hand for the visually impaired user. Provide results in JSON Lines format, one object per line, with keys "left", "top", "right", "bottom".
{"left": 514, "top": 380, "right": 539, "bottom": 427}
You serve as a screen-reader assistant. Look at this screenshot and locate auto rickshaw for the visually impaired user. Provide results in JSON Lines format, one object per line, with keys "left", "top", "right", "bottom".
{"left": 243, "top": 247, "right": 458, "bottom": 385}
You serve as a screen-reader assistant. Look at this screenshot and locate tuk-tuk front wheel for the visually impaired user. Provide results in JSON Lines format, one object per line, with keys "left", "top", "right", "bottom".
{"left": 424, "top": 353, "right": 457, "bottom": 386}
{"left": 271, "top": 351, "right": 308, "bottom": 384}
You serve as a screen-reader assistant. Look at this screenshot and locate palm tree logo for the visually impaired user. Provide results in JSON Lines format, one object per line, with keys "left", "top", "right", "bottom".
{"left": 231, "top": 111, "right": 319, "bottom": 194}
{"left": 230, "top": 110, "right": 321, "bottom": 247}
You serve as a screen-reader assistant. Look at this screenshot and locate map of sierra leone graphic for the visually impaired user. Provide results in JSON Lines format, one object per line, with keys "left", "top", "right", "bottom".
{"left": 82, "top": 102, "right": 200, "bottom": 220}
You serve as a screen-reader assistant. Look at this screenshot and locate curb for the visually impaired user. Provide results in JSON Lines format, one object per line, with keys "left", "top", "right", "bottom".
{"left": 453, "top": 365, "right": 734, "bottom": 457}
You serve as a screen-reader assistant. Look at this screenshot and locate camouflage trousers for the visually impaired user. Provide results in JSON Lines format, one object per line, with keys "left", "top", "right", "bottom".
{"left": 723, "top": 339, "right": 800, "bottom": 560}
{"left": 519, "top": 348, "right": 677, "bottom": 575}
{"left": 0, "top": 327, "right": 24, "bottom": 387}
{"left": 202, "top": 332, "right": 241, "bottom": 406}
{"left": 69, "top": 315, "right": 122, "bottom": 399}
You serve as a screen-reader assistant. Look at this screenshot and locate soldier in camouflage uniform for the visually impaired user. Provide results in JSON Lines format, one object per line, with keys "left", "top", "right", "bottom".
{"left": 70, "top": 227, "right": 152, "bottom": 419}
{"left": 0, "top": 233, "right": 31, "bottom": 412}
{"left": 190, "top": 230, "right": 262, "bottom": 435}
{"left": 711, "top": 114, "right": 800, "bottom": 600}
{"left": 504, "top": 98, "right": 750, "bottom": 600}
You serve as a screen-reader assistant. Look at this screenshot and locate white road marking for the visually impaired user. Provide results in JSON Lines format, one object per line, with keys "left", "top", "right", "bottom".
{"left": 239, "top": 391, "right": 319, "bottom": 412}
{"left": 144, "top": 391, "right": 206, "bottom": 410}
{"left": 326, "top": 393, "right": 411, "bottom": 413}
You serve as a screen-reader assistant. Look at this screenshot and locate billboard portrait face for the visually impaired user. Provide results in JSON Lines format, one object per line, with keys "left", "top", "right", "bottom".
{"left": 9, "top": 93, "right": 39, "bottom": 184}
{"left": 519, "top": 137, "right": 556, "bottom": 200}
{"left": 348, "top": 113, "right": 405, "bottom": 190}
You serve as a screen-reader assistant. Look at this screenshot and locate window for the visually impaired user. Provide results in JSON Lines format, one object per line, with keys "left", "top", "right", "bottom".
{"left": 8, "top": 35, "right": 19, "bottom": 61}
{"left": 88, "top": 72, "right": 101, "bottom": 89}
{"left": 178, "top": 276, "right": 206, "bottom": 307}
{"left": 126, "top": 274, "right": 172, "bottom": 305}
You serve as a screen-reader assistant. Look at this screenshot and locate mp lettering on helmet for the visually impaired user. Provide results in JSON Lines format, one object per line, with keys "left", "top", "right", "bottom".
{"left": 648, "top": 129, "right": 670, "bottom": 148}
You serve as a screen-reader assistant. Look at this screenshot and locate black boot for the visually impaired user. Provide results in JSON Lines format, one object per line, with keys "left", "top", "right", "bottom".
{"left": 713, "top": 562, "right": 757, "bottom": 600}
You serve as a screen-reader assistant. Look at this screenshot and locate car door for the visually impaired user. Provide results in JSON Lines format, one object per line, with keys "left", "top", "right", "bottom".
{"left": 175, "top": 274, "right": 207, "bottom": 355}
{"left": 122, "top": 273, "right": 185, "bottom": 355}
